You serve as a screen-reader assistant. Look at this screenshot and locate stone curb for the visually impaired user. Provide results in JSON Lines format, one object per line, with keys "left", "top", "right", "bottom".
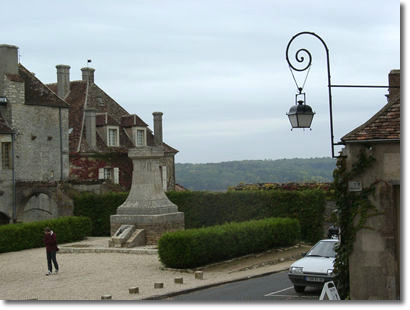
{"left": 58, "top": 247, "right": 158, "bottom": 255}
{"left": 143, "top": 267, "right": 290, "bottom": 300}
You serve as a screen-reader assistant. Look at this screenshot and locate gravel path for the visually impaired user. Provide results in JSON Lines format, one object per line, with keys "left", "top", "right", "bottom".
{"left": 0, "top": 238, "right": 309, "bottom": 301}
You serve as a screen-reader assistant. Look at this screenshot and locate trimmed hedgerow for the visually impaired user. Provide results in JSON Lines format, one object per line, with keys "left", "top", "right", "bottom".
{"left": 72, "top": 190, "right": 325, "bottom": 243}
{"left": 0, "top": 216, "right": 92, "bottom": 253}
{"left": 73, "top": 192, "right": 127, "bottom": 236}
{"left": 167, "top": 190, "right": 325, "bottom": 243}
{"left": 158, "top": 217, "right": 300, "bottom": 269}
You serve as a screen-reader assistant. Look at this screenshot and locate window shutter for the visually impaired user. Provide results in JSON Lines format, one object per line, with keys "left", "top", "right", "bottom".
{"left": 113, "top": 167, "right": 119, "bottom": 184}
{"left": 98, "top": 168, "right": 104, "bottom": 180}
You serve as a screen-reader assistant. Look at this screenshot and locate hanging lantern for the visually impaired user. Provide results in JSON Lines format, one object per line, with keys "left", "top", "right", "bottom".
{"left": 286, "top": 91, "right": 315, "bottom": 129}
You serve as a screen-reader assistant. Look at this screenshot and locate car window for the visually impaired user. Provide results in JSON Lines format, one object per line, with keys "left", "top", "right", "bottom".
{"left": 306, "top": 241, "right": 339, "bottom": 258}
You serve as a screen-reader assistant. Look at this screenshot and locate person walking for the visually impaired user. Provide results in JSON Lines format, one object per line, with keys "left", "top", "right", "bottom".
{"left": 43, "top": 227, "right": 59, "bottom": 276}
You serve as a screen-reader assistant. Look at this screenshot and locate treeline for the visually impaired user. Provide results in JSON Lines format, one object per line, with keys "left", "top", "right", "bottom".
{"left": 175, "top": 157, "right": 336, "bottom": 191}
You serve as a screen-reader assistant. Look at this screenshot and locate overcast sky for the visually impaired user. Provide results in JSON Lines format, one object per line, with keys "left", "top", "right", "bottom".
{"left": 2, "top": 0, "right": 401, "bottom": 163}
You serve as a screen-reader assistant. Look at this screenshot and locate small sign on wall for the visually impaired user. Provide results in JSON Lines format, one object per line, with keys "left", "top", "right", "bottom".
{"left": 348, "top": 181, "right": 362, "bottom": 192}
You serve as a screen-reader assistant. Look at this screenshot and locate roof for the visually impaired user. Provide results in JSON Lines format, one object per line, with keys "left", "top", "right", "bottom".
{"left": 16, "top": 65, "right": 69, "bottom": 109}
{"left": 47, "top": 79, "right": 178, "bottom": 154}
{"left": 341, "top": 94, "right": 400, "bottom": 143}
{"left": 121, "top": 114, "right": 148, "bottom": 127}
{"left": 96, "top": 113, "right": 120, "bottom": 127}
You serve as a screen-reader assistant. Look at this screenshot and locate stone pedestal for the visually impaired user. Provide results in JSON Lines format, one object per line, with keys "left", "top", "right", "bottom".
{"left": 110, "top": 147, "right": 184, "bottom": 245}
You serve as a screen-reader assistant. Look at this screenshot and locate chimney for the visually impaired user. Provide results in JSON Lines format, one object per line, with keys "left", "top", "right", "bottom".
{"left": 56, "top": 64, "right": 70, "bottom": 99}
{"left": 0, "top": 44, "right": 18, "bottom": 94}
{"left": 153, "top": 112, "right": 163, "bottom": 146}
{"left": 388, "top": 69, "right": 400, "bottom": 99}
{"left": 81, "top": 67, "right": 95, "bottom": 84}
{"left": 84, "top": 108, "right": 97, "bottom": 149}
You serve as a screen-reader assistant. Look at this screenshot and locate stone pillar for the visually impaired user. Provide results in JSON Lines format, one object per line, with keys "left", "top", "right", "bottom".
{"left": 84, "top": 108, "right": 96, "bottom": 150}
{"left": 153, "top": 112, "right": 163, "bottom": 146}
{"left": 56, "top": 65, "right": 70, "bottom": 99}
{"left": 81, "top": 67, "right": 95, "bottom": 84}
{"left": 110, "top": 147, "right": 184, "bottom": 245}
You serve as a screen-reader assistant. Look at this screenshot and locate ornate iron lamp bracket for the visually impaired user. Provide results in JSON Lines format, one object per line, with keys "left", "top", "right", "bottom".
{"left": 286, "top": 32, "right": 337, "bottom": 158}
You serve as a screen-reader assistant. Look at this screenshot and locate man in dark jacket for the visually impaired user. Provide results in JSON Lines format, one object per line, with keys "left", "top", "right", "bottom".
{"left": 43, "top": 227, "right": 59, "bottom": 275}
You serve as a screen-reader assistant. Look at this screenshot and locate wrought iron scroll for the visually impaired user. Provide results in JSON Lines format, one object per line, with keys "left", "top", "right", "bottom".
{"left": 285, "top": 32, "right": 336, "bottom": 158}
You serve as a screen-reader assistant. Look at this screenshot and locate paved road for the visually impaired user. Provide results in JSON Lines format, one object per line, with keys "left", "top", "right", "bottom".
{"left": 166, "top": 271, "right": 322, "bottom": 301}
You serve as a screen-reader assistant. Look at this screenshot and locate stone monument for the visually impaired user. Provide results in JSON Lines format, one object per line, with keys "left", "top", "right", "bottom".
{"left": 109, "top": 112, "right": 184, "bottom": 247}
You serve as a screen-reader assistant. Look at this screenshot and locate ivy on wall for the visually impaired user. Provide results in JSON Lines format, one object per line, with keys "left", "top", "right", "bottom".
{"left": 69, "top": 152, "right": 133, "bottom": 190}
{"left": 333, "top": 149, "right": 380, "bottom": 299}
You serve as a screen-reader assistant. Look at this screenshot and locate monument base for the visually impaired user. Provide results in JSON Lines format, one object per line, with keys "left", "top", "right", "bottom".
{"left": 110, "top": 212, "right": 184, "bottom": 245}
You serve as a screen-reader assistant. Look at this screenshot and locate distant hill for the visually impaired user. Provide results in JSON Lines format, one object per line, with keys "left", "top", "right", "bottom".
{"left": 175, "top": 157, "right": 336, "bottom": 191}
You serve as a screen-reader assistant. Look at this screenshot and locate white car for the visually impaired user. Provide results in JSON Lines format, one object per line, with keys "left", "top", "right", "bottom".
{"left": 288, "top": 239, "right": 339, "bottom": 293}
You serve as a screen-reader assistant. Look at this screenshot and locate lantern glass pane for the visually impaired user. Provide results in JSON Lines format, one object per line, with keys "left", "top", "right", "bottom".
{"left": 288, "top": 114, "right": 299, "bottom": 128}
{"left": 297, "top": 113, "right": 314, "bottom": 128}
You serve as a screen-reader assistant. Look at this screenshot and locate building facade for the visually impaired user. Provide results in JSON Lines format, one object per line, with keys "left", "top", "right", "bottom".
{"left": 0, "top": 44, "right": 70, "bottom": 223}
{"left": 47, "top": 65, "right": 178, "bottom": 192}
{"left": 341, "top": 70, "right": 400, "bottom": 300}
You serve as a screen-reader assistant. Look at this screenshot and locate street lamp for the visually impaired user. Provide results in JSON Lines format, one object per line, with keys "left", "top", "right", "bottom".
{"left": 285, "top": 32, "right": 399, "bottom": 158}
{"left": 286, "top": 88, "right": 315, "bottom": 129}
{"left": 285, "top": 31, "right": 336, "bottom": 157}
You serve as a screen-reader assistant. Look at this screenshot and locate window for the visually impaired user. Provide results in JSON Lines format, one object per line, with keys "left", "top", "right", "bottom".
{"left": 1, "top": 142, "right": 11, "bottom": 169}
{"left": 98, "top": 167, "right": 119, "bottom": 184}
{"left": 107, "top": 127, "right": 119, "bottom": 147}
{"left": 136, "top": 129, "right": 145, "bottom": 146}
{"left": 104, "top": 168, "right": 112, "bottom": 180}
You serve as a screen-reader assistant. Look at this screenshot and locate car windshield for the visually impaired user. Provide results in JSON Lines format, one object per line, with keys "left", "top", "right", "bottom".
{"left": 306, "top": 241, "right": 339, "bottom": 258}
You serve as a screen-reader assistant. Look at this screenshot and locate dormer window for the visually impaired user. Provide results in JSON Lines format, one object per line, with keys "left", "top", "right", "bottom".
{"left": 133, "top": 127, "right": 147, "bottom": 146}
{"left": 107, "top": 126, "right": 119, "bottom": 147}
{"left": 136, "top": 129, "right": 145, "bottom": 146}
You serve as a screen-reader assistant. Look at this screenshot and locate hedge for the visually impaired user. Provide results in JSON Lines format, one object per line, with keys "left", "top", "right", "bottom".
{"left": 73, "top": 189, "right": 325, "bottom": 243}
{"left": 73, "top": 192, "right": 127, "bottom": 236}
{"left": 158, "top": 217, "right": 300, "bottom": 269}
{"left": 167, "top": 190, "right": 325, "bottom": 243}
{"left": 0, "top": 216, "right": 92, "bottom": 253}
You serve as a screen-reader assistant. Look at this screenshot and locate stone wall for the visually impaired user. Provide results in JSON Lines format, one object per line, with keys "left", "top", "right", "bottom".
{"left": 0, "top": 57, "right": 70, "bottom": 222}
{"left": 345, "top": 143, "right": 400, "bottom": 300}
{"left": 11, "top": 102, "right": 69, "bottom": 182}
{"left": 15, "top": 181, "right": 73, "bottom": 222}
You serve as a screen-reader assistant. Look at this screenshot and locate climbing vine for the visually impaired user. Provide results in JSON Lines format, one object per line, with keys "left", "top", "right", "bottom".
{"left": 333, "top": 148, "right": 379, "bottom": 299}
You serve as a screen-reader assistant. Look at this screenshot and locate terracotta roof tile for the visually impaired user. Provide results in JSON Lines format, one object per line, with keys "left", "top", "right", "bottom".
{"left": 18, "top": 65, "right": 69, "bottom": 109}
{"left": 96, "top": 113, "right": 119, "bottom": 127}
{"left": 121, "top": 114, "right": 148, "bottom": 127}
{"left": 342, "top": 94, "right": 400, "bottom": 142}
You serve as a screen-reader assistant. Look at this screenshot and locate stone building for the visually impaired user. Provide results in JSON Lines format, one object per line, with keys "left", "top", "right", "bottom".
{"left": 47, "top": 65, "right": 178, "bottom": 191}
{"left": 0, "top": 44, "right": 70, "bottom": 224}
{"left": 340, "top": 70, "right": 400, "bottom": 299}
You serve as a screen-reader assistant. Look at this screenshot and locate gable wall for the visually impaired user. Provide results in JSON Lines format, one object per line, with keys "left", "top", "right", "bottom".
{"left": 345, "top": 142, "right": 400, "bottom": 300}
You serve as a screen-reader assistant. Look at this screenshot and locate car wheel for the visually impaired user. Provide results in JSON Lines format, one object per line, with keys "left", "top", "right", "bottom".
{"left": 294, "top": 285, "right": 305, "bottom": 293}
